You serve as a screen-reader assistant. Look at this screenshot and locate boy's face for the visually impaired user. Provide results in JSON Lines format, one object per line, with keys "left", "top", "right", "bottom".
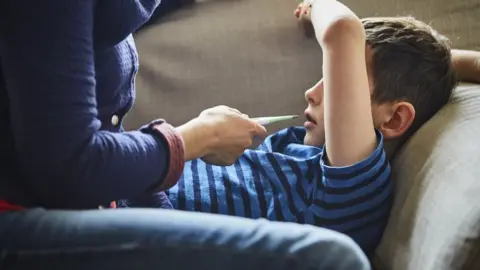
{"left": 303, "top": 48, "right": 384, "bottom": 146}
{"left": 303, "top": 78, "right": 327, "bottom": 146}
{"left": 303, "top": 77, "right": 381, "bottom": 146}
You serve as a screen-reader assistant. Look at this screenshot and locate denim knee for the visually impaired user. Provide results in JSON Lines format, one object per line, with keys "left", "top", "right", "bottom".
{"left": 293, "top": 225, "right": 370, "bottom": 270}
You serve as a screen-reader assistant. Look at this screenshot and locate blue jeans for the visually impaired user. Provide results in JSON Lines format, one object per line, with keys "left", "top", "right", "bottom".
{"left": 0, "top": 208, "right": 370, "bottom": 270}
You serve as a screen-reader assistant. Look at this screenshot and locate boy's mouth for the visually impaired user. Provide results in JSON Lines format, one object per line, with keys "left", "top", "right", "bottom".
{"left": 304, "top": 111, "right": 317, "bottom": 126}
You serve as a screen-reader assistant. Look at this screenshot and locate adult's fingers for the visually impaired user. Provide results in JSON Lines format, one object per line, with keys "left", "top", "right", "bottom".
{"left": 249, "top": 130, "right": 267, "bottom": 150}
{"left": 252, "top": 121, "right": 268, "bottom": 141}
{"left": 227, "top": 107, "right": 242, "bottom": 115}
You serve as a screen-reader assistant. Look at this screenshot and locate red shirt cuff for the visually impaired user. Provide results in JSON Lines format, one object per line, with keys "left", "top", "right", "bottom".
{"left": 151, "top": 121, "right": 185, "bottom": 190}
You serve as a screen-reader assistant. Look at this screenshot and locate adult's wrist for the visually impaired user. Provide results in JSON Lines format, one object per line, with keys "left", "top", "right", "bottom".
{"left": 176, "top": 118, "right": 216, "bottom": 161}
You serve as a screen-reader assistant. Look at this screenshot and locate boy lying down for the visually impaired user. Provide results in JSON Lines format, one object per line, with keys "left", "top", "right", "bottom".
{"left": 124, "top": 0, "right": 480, "bottom": 255}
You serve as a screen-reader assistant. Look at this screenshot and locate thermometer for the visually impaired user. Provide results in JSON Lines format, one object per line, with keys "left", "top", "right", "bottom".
{"left": 253, "top": 115, "right": 299, "bottom": 126}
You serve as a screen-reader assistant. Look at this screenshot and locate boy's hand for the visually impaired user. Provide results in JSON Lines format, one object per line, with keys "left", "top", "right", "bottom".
{"left": 294, "top": 2, "right": 311, "bottom": 21}
{"left": 294, "top": 2, "right": 315, "bottom": 37}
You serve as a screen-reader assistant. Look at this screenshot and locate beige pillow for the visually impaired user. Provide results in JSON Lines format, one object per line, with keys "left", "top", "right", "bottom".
{"left": 373, "top": 84, "right": 480, "bottom": 270}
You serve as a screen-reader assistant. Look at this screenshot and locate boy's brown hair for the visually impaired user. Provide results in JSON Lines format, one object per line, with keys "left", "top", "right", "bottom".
{"left": 362, "top": 17, "right": 458, "bottom": 139}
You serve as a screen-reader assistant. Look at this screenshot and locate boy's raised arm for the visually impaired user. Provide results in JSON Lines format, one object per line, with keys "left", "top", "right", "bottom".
{"left": 308, "top": 0, "right": 377, "bottom": 167}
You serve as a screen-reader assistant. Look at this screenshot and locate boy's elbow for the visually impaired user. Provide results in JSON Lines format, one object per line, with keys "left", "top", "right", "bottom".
{"left": 318, "top": 16, "right": 365, "bottom": 46}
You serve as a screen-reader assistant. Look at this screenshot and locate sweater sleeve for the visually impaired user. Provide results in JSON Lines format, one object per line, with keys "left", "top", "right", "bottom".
{"left": 0, "top": 1, "right": 183, "bottom": 209}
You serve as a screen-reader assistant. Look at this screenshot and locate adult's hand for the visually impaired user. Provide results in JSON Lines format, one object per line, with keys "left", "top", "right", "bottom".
{"left": 175, "top": 106, "right": 268, "bottom": 166}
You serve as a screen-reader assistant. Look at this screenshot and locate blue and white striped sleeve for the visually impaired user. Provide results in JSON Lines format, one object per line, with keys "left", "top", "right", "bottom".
{"left": 311, "top": 129, "right": 393, "bottom": 236}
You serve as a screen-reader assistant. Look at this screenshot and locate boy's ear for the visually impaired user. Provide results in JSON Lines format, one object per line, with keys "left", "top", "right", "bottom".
{"left": 379, "top": 101, "right": 415, "bottom": 140}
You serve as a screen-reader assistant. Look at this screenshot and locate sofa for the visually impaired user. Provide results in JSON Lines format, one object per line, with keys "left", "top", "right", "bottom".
{"left": 125, "top": 0, "right": 480, "bottom": 269}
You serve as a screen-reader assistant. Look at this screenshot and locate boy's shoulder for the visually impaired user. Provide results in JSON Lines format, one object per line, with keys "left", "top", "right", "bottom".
{"left": 259, "top": 127, "right": 389, "bottom": 176}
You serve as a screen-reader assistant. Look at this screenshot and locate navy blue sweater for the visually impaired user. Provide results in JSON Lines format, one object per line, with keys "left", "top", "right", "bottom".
{"left": 0, "top": 0, "right": 185, "bottom": 209}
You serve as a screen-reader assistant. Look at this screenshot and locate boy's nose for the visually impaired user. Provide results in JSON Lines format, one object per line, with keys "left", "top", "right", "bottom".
{"left": 305, "top": 79, "right": 323, "bottom": 105}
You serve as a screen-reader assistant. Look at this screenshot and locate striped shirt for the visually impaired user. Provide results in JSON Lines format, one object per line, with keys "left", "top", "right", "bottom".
{"left": 167, "top": 127, "right": 393, "bottom": 254}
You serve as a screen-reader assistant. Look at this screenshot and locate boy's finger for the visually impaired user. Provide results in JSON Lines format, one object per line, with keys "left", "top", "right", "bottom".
{"left": 300, "top": 6, "right": 310, "bottom": 19}
{"left": 294, "top": 3, "right": 305, "bottom": 18}
{"left": 294, "top": 8, "right": 301, "bottom": 18}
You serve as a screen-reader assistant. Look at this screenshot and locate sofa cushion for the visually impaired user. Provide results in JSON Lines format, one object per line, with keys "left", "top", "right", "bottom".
{"left": 373, "top": 84, "right": 480, "bottom": 270}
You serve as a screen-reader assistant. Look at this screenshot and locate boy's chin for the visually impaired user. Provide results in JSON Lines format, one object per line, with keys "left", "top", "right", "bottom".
{"left": 303, "top": 131, "right": 325, "bottom": 147}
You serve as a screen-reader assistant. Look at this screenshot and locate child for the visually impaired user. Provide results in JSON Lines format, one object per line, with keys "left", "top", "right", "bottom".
{"left": 162, "top": 1, "right": 480, "bottom": 255}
